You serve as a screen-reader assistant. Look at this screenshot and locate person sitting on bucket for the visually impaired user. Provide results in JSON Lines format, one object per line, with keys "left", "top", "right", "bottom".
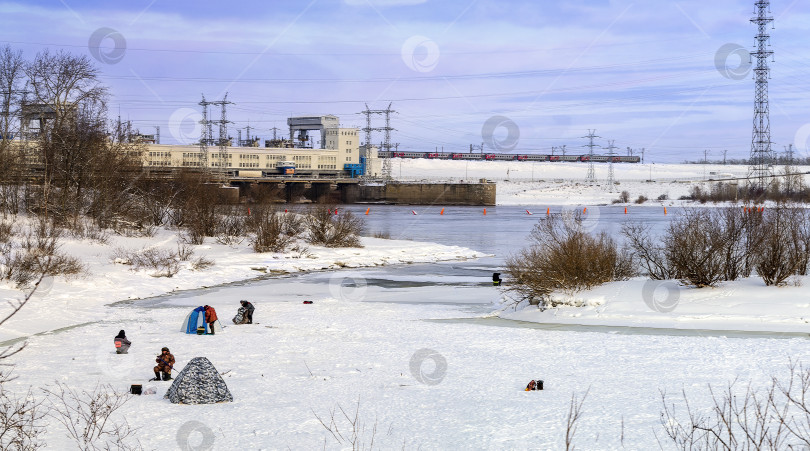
{"left": 152, "top": 347, "right": 175, "bottom": 381}
{"left": 114, "top": 330, "right": 131, "bottom": 354}
{"left": 204, "top": 305, "right": 218, "bottom": 335}
{"left": 240, "top": 300, "right": 255, "bottom": 324}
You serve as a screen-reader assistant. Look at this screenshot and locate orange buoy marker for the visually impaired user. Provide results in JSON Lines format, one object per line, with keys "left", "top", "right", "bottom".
{"left": 412, "top": 210, "right": 417, "bottom": 215}
{"left": 483, "top": 208, "right": 487, "bottom": 215}
{"left": 583, "top": 207, "right": 587, "bottom": 213}
{"left": 624, "top": 207, "right": 627, "bottom": 214}
{"left": 440, "top": 208, "right": 445, "bottom": 215}
{"left": 546, "top": 207, "right": 550, "bottom": 216}
{"left": 526, "top": 209, "right": 533, "bottom": 215}
{"left": 664, "top": 207, "right": 668, "bottom": 215}
{"left": 248, "top": 207, "right": 251, "bottom": 216}
{"left": 365, "top": 207, "right": 370, "bottom": 215}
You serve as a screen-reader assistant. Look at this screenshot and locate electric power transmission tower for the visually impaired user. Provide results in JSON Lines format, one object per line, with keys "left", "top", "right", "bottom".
{"left": 361, "top": 103, "right": 396, "bottom": 180}
{"left": 214, "top": 93, "right": 232, "bottom": 174}
{"left": 748, "top": 0, "right": 775, "bottom": 190}
{"left": 605, "top": 140, "right": 619, "bottom": 191}
{"left": 582, "top": 129, "right": 601, "bottom": 183}
{"left": 560, "top": 144, "right": 566, "bottom": 156}
{"left": 785, "top": 143, "right": 794, "bottom": 164}
{"left": 198, "top": 95, "right": 210, "bottom": 169}
{"left": 155, "top": 126, "right": 160, "bottom": 144}
{"left": 198, "top": 93, "right": 232, "bottom": 176}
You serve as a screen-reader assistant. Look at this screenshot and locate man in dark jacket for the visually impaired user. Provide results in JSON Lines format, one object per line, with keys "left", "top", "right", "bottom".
{"left": 204, "top": 305, "right": 218, "bottom": 335}
{"left": 240, "top": 300, "right": 255, "bottom": 324}
{"left": 114, "top": 330, "right": 131, "bottom": 354}
{"left": 153, "top": 347, "right": 175, "bottom": 381}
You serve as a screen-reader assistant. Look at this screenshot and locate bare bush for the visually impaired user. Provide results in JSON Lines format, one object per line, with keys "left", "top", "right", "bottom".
{"left": 214, "top": 210, "right": 246, "bottom": 246}
{"left": 177, "top": 183, "right": 227, "bottom": 245}
{"left": 0, "top": 220, "right": 84, "bottom": 288}
{"left": 305, "top": 206, "right": 363, "bottom": 248}
{"left": 44, "top": 382, "right": 140, "bottom": 451}
{"left": 190, "top": 255, "right": 214, "bottom": 271}
{"left": 0, "top": 372, "right": 45, "bottom": 450}
{"left": 313, "top": 398, "right": 382, "bottom": 450}
{"left": 65, "top": 216, "right": 109, "bottom": 244}
{"left": 755, "top": 206, "right": 810, "bottom": 286}
{"left": 635, "top": 195, "right": 647, "bottom": 204}
{"left": 0, "top": 221, "right": 14, "bottom": 243}
{"left": 372, "top": 230, "right": 391, "bottom": 239}
{"left": 623, "top": 208, "right": 764, "bottom": 287}
{"left": 660, "top": 362, "right": 810, "bottom": 449}
{"left": 618, "top": 191, "right": 630, "bottom": 203}
{"left": 111, "top": 244, "right": 195, "bottom": 278}
{"left": 279, "top": 209, "right": 306, "bottom": 237}
{"left": 504, "top": 214, "right": 635, "bottom": 306}
{"left": 565, "top": 389, "right": 589, "bottom": 451}
{"left": 250, "top": 208, "right": 295, "bottom": 253}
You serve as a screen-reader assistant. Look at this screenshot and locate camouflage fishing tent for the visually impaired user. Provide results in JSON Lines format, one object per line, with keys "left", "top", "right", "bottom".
{"left": 165, "top": 357, "right": 233, "bottom": 404}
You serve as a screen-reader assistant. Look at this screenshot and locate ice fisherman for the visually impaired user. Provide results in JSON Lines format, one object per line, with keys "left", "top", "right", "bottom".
{"left": 114, "top": 330, "right": 131, "bottom": 354}
{"left": 204, "top": 305, "right": 218, "bottom": 335}
{"left": 152, "top": 347, "right": 175, "bottom": 381}
{"left": 240, "top": 300, "right": 255, "bottom": 324}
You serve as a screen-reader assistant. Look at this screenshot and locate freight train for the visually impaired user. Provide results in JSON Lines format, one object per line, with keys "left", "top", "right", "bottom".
{"left": 377, "top": 151, "right": 640, "bottom": 163}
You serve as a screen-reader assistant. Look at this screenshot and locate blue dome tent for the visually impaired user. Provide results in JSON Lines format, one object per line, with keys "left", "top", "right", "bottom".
{"left": 180, "top": 306, "right": 223, "bottom": 335}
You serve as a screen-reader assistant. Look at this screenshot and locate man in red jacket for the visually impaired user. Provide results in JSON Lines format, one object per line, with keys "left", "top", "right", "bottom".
{"left": 204, "top": 305, "right": 218, "bottom": 335}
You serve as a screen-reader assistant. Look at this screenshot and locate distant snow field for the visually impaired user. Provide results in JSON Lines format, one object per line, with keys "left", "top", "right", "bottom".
{"left": 393, "top": 158, "right": 807, "bottom": 206}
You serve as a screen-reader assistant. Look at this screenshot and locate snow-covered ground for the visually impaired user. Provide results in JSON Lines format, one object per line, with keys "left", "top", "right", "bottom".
{"left": 499, "top": 277, "right": 810, "bottom": 335}
{"left": 0, "top": 228, "right": 483, "bottom": 342}
{"left": 2, "top": 161, "right": 810, "bottom": 449}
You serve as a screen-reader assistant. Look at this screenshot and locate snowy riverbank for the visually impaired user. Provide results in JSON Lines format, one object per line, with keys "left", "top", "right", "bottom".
{"left": 0, "top": 227, "right": 484, "bottom": 342}
{"left": 498, "top": 277, "right": 810, "bottom": 335}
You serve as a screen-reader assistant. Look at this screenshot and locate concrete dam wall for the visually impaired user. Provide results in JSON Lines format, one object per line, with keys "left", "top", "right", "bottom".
{"left": 342, "top": 182, "right": 495, "bottom": 206}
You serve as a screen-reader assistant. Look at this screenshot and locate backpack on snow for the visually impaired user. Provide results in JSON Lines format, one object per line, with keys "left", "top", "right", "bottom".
{"left": 232, "top": 307, "right": 247, "bottom": 325}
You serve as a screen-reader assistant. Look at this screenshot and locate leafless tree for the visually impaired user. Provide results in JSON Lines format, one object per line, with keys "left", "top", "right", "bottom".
{"left": 0, "top": 44, "right": 27, "bottom": 217}
{"left": 25, "top": 49, "right": 108, "bottom": 221}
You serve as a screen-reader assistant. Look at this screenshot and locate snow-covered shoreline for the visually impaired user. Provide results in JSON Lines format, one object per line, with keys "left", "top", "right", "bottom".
{"left": 497, "top": 277, "right": 810, "bottom": 335}
{"left": 0, "top": 227, "right": 485, "bottom": 343}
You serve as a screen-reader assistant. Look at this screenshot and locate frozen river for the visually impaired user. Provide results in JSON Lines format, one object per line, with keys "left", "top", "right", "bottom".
{"left": 12, "top": 205, "right": 810, "bottom": 449}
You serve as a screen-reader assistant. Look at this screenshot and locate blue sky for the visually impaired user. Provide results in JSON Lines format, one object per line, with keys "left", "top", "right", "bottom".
{"left": 4, "top": 0, "right": 810, "bottom": 162}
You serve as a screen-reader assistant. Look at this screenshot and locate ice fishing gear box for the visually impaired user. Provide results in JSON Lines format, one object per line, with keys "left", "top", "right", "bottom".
{"left": 196, "top": 326, "right": 205, "bottom": 335}
{"left": 130, "top": 384, "right": 142, "bottom": 395}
